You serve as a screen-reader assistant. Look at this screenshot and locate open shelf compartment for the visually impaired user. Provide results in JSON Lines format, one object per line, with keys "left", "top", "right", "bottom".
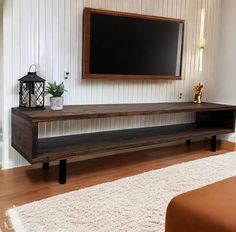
{"left": 35, "top": 123, "right": 234, "bottom": 163}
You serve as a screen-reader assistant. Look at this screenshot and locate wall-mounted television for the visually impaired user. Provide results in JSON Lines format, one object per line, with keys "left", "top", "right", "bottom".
{"left": 83, "top": 8, "right": 184, "bottom": 80}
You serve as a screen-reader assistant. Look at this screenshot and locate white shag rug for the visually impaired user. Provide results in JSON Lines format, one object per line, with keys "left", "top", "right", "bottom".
{"left": 7, "top": 152, "right": 236, "bottom": 232}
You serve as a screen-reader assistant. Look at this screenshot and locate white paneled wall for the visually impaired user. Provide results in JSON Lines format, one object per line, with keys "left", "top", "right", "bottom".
{"left": 0, "top": 0, "right": 3, "bottom": 167}
{"left": 2, "top": 0, "right": 221, "bottom": 168}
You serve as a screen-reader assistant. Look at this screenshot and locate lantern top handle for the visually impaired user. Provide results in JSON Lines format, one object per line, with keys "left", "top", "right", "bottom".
{"left": 29, "top": 64, "right": 37, "bottom": 73}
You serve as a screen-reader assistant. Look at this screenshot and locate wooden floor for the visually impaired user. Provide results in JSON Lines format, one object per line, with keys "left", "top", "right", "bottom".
{"left": 0, "top": 141, "right": 233, "bottom": 231}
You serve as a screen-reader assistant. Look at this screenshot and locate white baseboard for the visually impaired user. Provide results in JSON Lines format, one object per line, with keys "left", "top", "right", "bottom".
{"left": 2, "top": 161, "right": 15, "bottom": 169}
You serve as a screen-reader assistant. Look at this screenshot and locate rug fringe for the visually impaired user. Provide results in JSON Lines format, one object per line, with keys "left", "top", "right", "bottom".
{"left": 5, "top": 207, "right": 26, "bottom": 232}
{"left": 5, "top": 210, "right": 14, "bottom": 231}
{"left": 4, "top": 221, "right": 13, "bottom": 231}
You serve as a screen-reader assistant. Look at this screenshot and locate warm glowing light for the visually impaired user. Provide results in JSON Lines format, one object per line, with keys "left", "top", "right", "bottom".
{"left": 200, "top": 8, "right": 205, "bottom": 41}
{"left": 199, "top": 8, "right": 206, "bottom": 72}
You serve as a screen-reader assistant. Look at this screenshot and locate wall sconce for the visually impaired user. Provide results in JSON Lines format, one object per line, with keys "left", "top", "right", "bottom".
{"left": 199, "top": 8, "right": 206, "bottom": 72}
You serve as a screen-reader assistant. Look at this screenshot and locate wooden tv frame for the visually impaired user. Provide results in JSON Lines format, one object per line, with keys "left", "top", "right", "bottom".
{"left": 82, "top": 8, "right": 185, "bottom": 80}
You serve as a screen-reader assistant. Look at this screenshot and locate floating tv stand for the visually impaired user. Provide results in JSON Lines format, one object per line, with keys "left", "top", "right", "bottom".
{"left": 12, "top": 102, "right": 236, "bottom": 184}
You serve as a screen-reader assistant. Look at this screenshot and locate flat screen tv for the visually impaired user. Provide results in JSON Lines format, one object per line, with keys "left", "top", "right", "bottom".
{"left": 83, "top": 8, "right": 184, "bottom": 80}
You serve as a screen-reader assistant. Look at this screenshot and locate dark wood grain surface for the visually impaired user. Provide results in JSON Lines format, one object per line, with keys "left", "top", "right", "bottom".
{"left": 11, "top": 102, "right": 236, "bottom": 164}
{"left": 12, "top": 102, "right": 236, "bottom": 123}
{"left": 34, "top": 123, "right": 233, "bottom": 163}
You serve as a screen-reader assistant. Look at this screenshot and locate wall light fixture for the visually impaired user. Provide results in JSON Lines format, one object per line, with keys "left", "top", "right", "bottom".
{"left": 199, "top": 8, "right": 206, "bottom": 72}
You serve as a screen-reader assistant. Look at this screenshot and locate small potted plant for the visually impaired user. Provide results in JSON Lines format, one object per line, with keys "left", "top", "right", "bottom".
{"left": 45, "top": 82, "right": 66, "bottom": 110}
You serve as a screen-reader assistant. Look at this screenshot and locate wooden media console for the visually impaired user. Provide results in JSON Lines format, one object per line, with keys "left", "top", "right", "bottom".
{"left": 12, "top": 102, "right": 236, "bottom": 184}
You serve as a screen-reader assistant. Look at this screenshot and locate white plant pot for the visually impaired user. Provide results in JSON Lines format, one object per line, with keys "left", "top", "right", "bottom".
{"left": 50, "top": 97, "right": 64, "bottom": 110}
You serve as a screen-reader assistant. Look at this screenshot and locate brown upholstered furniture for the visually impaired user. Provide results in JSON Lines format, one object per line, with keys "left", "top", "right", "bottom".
{"left": 165, "top": 176, "right": 236, "bottom": 232}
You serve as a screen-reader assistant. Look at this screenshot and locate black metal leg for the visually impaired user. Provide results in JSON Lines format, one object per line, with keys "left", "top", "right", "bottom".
{"left": 42, "top": 162, "right": 49, "bottom": 170}
{"left": 211, "top": 136, "right": 217, "bottom": 152}
{"left": 186, "top": 139, "right": 191, "bottom": 145}
{"left": 59, "top": 159, "right": 67, "bottom": 184}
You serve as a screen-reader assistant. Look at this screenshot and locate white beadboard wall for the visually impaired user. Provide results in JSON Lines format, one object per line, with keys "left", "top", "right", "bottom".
{"left": 2, "top": 0, "right": 221, "bottom": 168}
{"left": 0, "top": 0, "right": 2, "bottom": 167}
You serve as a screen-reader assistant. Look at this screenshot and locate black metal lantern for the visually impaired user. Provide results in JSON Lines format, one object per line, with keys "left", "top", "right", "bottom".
{"left": 19, "top": 64, "right": 45, "bottom": 109}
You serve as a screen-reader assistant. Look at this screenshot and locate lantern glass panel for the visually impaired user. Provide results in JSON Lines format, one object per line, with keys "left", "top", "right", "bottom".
{"left": 19, "top": 81, "right": 45, "bottom": 109}
{"left": 33, "top": 82, "right": 44, "bottom": 107}
{"left": 20, "top": 82, "right": 30, "bottom": 107}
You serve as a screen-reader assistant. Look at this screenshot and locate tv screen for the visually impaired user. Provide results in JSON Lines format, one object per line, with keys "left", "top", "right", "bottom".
{"left": 83, "top": 8, "right": 184, "bottom": 80}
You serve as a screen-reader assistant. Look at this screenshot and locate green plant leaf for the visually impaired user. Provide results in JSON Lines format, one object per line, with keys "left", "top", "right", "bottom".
{"left": 44, "top": 81, "right": 66, "bottom": 97}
